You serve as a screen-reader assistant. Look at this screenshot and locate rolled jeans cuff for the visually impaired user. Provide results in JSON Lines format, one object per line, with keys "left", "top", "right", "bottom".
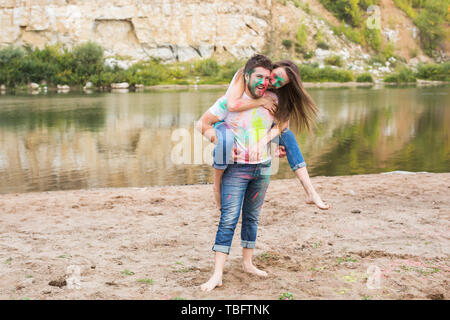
{"left": 212, "top": 163, "right": 228, "bottom": 170}
{"left": 212, "top": 244, "right": 230, "bottom": 254}
{"left": 241, "top": 240, "right": 256, "bottom": 249}
{"left": 291, "top": 161, "right": 306, "bottom": 172}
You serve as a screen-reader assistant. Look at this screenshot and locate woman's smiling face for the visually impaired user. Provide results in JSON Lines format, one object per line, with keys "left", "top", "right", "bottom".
{"left": 270, "top": 67, "right": 290, "bottom": 89}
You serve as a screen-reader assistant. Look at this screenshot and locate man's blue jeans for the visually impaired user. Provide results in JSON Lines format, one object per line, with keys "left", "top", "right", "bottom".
{"left": 213, "top": 121, "right": 306, "bottom": 171}
{"left": 212, "top": 161, "right": 271, "bottom": 254}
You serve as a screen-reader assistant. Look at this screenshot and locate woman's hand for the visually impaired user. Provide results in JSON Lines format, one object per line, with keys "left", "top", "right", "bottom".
{"left": 261, "top": 96, "right": 277, "bottom": 115}
{"left": 275, "top": 146, "right": 286, "bottom": 158}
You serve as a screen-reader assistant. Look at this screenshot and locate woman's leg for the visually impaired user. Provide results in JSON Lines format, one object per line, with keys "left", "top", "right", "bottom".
{"left": 278, "top": 129, "right": 329, "bottom": 210}
{"left": 212, "top": 122, "right": 235, "bottom": 209}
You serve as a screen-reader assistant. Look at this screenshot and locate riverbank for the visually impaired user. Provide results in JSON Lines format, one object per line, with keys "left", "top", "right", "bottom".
{"left": 0, "top": 172, "right": 448, "bottom": 300}
{"left": 2, "top": 80, "right": 449, "bottom": 94}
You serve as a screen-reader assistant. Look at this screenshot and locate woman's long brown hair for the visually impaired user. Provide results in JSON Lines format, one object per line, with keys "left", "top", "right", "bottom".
{"left": 271, "top": 60, "right": 318, "bottom": 132}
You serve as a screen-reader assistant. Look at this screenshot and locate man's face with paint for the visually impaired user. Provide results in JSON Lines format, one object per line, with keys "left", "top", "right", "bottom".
{"left": 245, "top": 66, "right": 271, "bottom": 99}
{"left": 270, "top": 67, "right": 290, "bottom": 89}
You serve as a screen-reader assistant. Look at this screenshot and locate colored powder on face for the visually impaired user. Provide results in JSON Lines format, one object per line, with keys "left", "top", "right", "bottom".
{"left": 272, "top": 72, "right": 285, "bottom": 88}
{"left": 249, "top": 77, "right": 267, "bottom": 97}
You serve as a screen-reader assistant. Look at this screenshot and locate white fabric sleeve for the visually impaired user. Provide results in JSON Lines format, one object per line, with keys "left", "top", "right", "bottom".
{"left": 225, "top": 70, "right": 241, "bottom": 98}
{"left": 208, "top": 96, "right": 228, "bottom": 121}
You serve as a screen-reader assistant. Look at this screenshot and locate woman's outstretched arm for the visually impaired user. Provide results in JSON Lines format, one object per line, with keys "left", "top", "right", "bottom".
{"left": 225, "top": 68, "right": 276, "bottom": 113}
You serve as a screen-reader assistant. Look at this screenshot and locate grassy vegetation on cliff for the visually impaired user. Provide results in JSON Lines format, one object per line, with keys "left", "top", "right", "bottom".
{"left": 393, "top": 0, "right": 449, "bottom": 55}
{"left": 320, "top": 0, "right": 383, "bottom": 52}
{"left": 321, "top": 0, "right": 448, "bottom": 57}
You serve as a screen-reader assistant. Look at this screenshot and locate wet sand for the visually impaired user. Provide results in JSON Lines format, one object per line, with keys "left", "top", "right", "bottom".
{"left": 0, "top": 172, "right": 448, "bottom": 300}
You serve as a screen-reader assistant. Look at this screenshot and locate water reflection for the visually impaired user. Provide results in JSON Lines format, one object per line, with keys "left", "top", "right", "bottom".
{"left": 0, "top": 86, "right": 448, "bottom": 194}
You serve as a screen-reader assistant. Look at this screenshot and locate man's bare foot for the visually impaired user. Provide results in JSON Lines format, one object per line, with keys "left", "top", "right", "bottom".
{"left": 200, "top": 273, "right": 223, "bottom": 292}
{"left": 213, "top": 186, "right": 221, "bottom": 209}
{"left": 242, "top": 262, "right": 268, "bottom": 277}
{"left": 306, "top": 192, "right": 330, "bottom": 210}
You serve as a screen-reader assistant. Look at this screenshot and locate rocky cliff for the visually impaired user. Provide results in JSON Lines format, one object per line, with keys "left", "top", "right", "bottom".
{"left": 0, "top": 0, "right": 443, "bottom": 66}
{"left": 0, "top": 0, "right": 273, "bottom": 62}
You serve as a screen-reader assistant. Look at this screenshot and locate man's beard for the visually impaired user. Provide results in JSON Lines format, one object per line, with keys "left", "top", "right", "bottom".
{"left": 247, "top": 82, "right": 265, "bottom": 99}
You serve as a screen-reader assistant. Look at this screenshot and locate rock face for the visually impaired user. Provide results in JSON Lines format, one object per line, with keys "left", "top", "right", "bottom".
{"left": 0, "top": 0, "right": 272, "bottom": 62}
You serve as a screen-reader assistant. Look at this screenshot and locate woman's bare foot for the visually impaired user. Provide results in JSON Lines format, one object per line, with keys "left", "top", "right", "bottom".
{"left": 242, "top": 262, "right": 268, "bottom": 277}
{"left": 200, "top": 273, "right": 223, "bottom": 292}
{"left": 213, "top": 185, "right": 221, "bottom": 209}
{"left": 306, "top": 192, "right": 330, "bottom": 210}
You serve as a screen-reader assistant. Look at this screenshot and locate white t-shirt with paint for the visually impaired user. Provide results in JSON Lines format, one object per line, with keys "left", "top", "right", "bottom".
{"left": 208, "top": 91, "right": 277, "bottom": 164}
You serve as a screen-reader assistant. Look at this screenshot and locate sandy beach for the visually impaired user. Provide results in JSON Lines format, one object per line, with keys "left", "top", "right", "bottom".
{"left": 0, "top": 172, "right": 448, "bottom": 300}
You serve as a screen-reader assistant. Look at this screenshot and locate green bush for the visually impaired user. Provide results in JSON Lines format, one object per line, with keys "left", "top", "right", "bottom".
{"left": 359, "top": 0, "right": 381, "bottom": 10}
{"left": 126, "top": 60, "right": 169, "bottom": 85}
{"left": 301, "top": 2, "right": 311, "bottom": 13}
{"left": 217, "top": 60, "right": 245, "bottom": 82}
{"left": 0, "top": 46, "right": 26, "bottom": 86}
{"left": 294, "top": 42, "right": 306, "bottom": 54}
{"left": 296, "top": 23, "right": 308, "bottom": 49}
{"left": 356, "top": 72, "right": 374, "bottom": 82}
{"left": 363, "top": 25, "right": 382, "bottom": 52}
{"left": 303, "top": 51, "right": 315, "bottom": 60}
{"left": 416, "top": 62, "right": 450, "bottom": 81}
{"left": 332, "top": 23, "right": 364, "bottom": 45}
{"left": 315, "top": 29, "right": 325, "bottom": 43}
{"left": 169, "top": 66, "right": 188, "bottom": 79}
{"left": 317, "top": 41, "right": 330, "bottom": 50}
{"left": 325, "top": 55, "right": 343, "bottom": 67}
{"left": 299, "top": 64, "right": 354, "bottom": 82}
{"left": 290, "top": 0, "right": 300, "bottom": 7}
{"left": 319, "top": 0, "right": 363, "bottom": 27}
{"left": 194, "top": 58, "right": 219, "bottom": 77}
{"left": 409, "top": 47, "right": 419, "bottom": 58}
{"left": 413, "top": 0, "right": 448, "bottom": 56}
{"left": 384, "top": 67, "right": 416, "bottom": 83}
{"left": 393, "top": 0, "right": 417, "bottom": 18}
{"left": 72, "top": 42, "right": 104, "bottom": 84}
{"left": 394, "top": 0, "right": 448, "bottom": 56}
{"left": 382, "top": 42, "right": 396, "bottom": 60}
{"left": 411, "top": 0, "right": 426, "bottom": 8}
{"left": 281, "top": 39, "right": 293, "bottom": 50}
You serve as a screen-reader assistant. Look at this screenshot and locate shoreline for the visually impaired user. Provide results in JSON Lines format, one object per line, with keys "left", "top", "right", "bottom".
{"left": 1, "top": 80, "right": 449, "bottom": 94}
{"left": 0, "top": 172, "right": 448, "bottom": 300}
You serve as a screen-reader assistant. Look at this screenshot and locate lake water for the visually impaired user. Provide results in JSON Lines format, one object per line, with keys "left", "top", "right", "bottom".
{"left": 0, "top": 85, "right": 449, "bottom": 194}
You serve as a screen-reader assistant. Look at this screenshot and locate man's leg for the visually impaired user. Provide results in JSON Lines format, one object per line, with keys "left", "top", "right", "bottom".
{"left": 200, "top": 252, "right": 227, "bottom": 292}
{"left": 201, "top": 164, "right": 250, "bottom": 292}
{"left": 240, "top": 162, "right": 271, "bottom": 277}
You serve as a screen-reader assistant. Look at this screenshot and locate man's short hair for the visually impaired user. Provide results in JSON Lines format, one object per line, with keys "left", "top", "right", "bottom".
{"left": 244, "top": 54, "right": 273, "bottom": 81}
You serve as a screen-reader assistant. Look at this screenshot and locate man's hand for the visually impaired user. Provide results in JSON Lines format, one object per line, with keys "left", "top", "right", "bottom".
{"left": 232, "top": 146, "right": 239, "bottom": 162}
{"left": 248, "top": 144, "right": 260, "bottom": 162}
{"left": 276, "top": 146, "right": 286, "bottom": 158}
